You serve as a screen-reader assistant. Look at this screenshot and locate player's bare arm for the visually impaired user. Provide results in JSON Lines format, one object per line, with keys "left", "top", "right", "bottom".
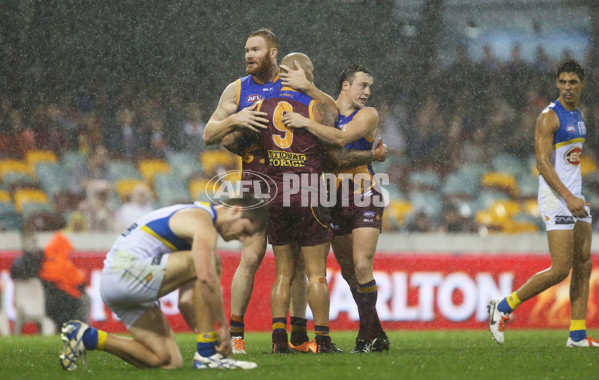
{"left": 169, "top": 209, "right": 232, "bottom": 355}
{"left": 221, "top": 130, "right": 246, "bottom": 156}
{"left": 283, "top": 106, "right": 379, "bottom": 147}
{"left": 203, "top": 81, "right": 269, "bottom": 145}
{"left": 281, "top": 60, "right": 339, "bottom": 119}
{"left": 535, "top": 109, "right": 589, "bottom": 217}
{"left": 327, "top": 137, "right": 388, "bottom": 169}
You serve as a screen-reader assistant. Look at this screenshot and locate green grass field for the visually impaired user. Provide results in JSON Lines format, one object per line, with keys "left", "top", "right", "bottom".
{"left": 1, "top": 330, "right": 598, "bottom": 380}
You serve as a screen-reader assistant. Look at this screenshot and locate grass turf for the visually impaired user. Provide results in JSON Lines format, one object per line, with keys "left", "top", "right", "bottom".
{"left": 1, "top": 330, "right": 598, "bottom": 380}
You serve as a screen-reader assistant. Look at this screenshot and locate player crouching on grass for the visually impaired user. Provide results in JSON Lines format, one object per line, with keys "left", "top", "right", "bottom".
{"left": 59, "top": 196, "right": 265, "bottom": 370}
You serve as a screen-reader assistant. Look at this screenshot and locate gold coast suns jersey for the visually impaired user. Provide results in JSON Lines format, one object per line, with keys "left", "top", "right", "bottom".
{"left": 103, "top": 202, "right": 216, "bottom": 267}
{"left": 538, "top": 99, "right": 586, "bottom": 211}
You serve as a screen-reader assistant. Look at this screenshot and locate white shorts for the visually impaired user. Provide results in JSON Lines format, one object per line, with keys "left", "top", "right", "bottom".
{"left": 540, "top": 205, "right": 592, "bottom": 231}
{"left": 100, "top": 249, "right": 170, "bottom": 329}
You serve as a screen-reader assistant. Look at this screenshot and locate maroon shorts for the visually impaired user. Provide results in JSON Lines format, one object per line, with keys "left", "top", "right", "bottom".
{"left": 266, "top": 201, "right": 332, "bottom": 247}
{"left": 330, "top": 188, "right": 384, "bottom": 236}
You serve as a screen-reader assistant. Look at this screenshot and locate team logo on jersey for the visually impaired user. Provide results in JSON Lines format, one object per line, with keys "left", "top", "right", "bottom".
{"left": 246, "top": 94, "right": 263, "bottom": 103}
{"left": 363, "top": 211, "right": 375, "bottom": 217}
{"left": 567, "top": 124, "right": 575, "bottom": 133}
{"left": 564, "top": 146, "right": 582, "bottom": 166}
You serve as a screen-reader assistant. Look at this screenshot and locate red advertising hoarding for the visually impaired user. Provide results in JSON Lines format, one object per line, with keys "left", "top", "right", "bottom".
{"left": 1, "top": 250, "right": 597, "bottom": 333}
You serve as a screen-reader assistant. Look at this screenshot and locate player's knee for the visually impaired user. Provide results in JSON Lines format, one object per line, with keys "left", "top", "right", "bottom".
{"left": 552, "top": 266, "right": 571, "bottom": 283}
{"left": 354, "top": 261, "right": 372, "bottom": 279}
{"left": 574, "top": 256, "right": 593, "bottom": 276}
{"left": 240, "top": 251, "right": 264, "bottom": 273}
{"left": 153, "top": 350, "right": 183, "bottom": 369}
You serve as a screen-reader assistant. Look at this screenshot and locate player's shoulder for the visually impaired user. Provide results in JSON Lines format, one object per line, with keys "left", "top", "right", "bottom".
{"left": 356, "top": 106, "right": 379, "bottom": 121}
{"left": 537, "top": 105, "right": 559, "bottom": 129}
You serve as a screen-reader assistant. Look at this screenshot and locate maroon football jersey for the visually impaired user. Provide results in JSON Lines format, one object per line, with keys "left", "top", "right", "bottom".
{"left": 257, "top": 88, "right": 327, "bottom": 203}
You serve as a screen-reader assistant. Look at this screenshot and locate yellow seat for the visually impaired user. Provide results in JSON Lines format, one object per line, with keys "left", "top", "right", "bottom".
{"left": 200, "top": 151, "right": 238, "bottom": 176}
{"left": 189, "top": 178, "right": 211, "bottom": 201}
{"left": 25, "top": 150, "right": 59, "bottom": 168}
{"left": 13, "top": 189, "right": 49, "bottom": 214}
{"left": 523, "top": 199, "right": 540, "bottom": 217}
{"left": 481, "top": 172, "right": 519, "bottom": 197}
{"left": 138, "top": 159, "right": 171, "bottom": 184}
{"left": 115, "top": 179, "right": 148, "bottom": 202}
{"left": 0, "top": 159, "right": 34, "bottom": 179}
{"left": 581, "top": 156, "right": 597, "bottom": 176}
{"left": 489, "top": 200, "right": 521, "bottom": 219}
{"left": 0, "top": 190, "right": 11, "bottom": 203}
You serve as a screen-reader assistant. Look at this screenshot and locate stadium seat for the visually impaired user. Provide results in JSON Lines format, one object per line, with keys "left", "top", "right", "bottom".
{"left": 407, "top": 171, "right": 441, "bottom": 192}
{"left": 408, "top": 191, "right": 443, "bottom": 222}
{"left": 25, "top": 150, "right": 59, "bottom": 169}
{"left": 441, "top": 171, "right": 479, "bottom": 199}
{"left": 0, "top": 159, "right": 37, "bottom": 188}
{"left": 108, "top": 160, "right": 144, "bottom": 181}
{"left": 115, "top": 179, "right": 149, "bottom": 202}
{"left": 138, "top": 159, "right": 171, "bottom": 184}
{"left": 34, "top": 162, "right": 70, "bottom": 196}
{"left": 60, "top": 151, "right": 87, "bottom": 175}
{"left": 13, "top": 188, "right": 49, "bottom": 214}
{"left": 200, "top": 150, "right": 239, "bottom": 176}
{"left": 153, "top": 173, "right": 190, "bottom": 207}
{"left": 491, "top": 153, "right": 526, "bottom": 178}
{"left": 580, "top": 156, "right": 597, "bottom": 176}
{"left": 189, "top": 178, "right": 211, "bottom": 202}
{"left": 383, "top": 199, "right": 413, "bottom": 230}
{"left": 476, "top": 189, "right": 510, "bottom": 210}
{"left": 481, "top": 171, "right": 519, "bottom": 197}
{"left": 0, "top": 196, "right": 22, "bottom": 231}
{"left": 165, "top": 151, "right": 202, "bottom": 181}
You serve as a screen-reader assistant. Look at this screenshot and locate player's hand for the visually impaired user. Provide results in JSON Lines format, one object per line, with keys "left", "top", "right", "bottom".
{"left": 215, "top": 325, "right": 232, "bottom": 357}
{"left": 280, "top": 60, "right": 311, "bottom": 91}
{"left": 282, "top": 111, "right": 310, "bottom": 129}
{"left": 233, "top": 102, "right": 268, "bottom": 132}
{"left": 373, "top": 137, "right": 388, "bottom": 162}
{"left": 565, "top": 195, "right": 590, "bottom": 218}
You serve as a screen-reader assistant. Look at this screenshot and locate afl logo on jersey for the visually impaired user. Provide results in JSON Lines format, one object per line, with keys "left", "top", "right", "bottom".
{"left": 247, "top": 94, "right": 263, "bottom": 103}
{"left": 567, "top": 124, "right": 575, "bottom": 133}
{"left": 565, "top": 146, "right": 582, "bottom": 166}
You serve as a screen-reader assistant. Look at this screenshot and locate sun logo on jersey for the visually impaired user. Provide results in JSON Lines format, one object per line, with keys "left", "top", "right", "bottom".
{"left": 247, "top": 94, "right": 263, "bottom": 103}
{"left": 565, "top": 146, "right": 582, "bottom": 166}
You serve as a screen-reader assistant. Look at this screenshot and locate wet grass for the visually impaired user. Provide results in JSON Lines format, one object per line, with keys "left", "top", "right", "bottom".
{"left": 1, "top": 330, "right": 598, "bottom": 379}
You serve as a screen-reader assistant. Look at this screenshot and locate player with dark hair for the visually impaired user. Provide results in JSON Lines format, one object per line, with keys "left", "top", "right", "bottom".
{"left": 59, "top": 196, "right": 265, "bottom": 370}
{"left": 488, "top": 59, "right": 597, "bottom": 347}
{"left": 254, "top": 53, "right": 386, "bottom": 353}
{"left": 282, "top": 63, "right": 390, "bottom": 353}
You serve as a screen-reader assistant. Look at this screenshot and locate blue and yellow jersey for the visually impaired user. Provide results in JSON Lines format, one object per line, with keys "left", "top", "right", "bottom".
{"left": 235, "top": 72, "right": 282, "bottom": 171}
{"left": 335, "top": 109, "right": 377, "bottom": 194}
{"left": 104, "top": 202, "right": 216, "bottom": 267}
{"left": 538, "top": 99, "right": 586, "bottom": 211}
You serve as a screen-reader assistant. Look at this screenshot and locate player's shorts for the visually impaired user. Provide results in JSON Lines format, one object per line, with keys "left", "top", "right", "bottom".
{"left": 99, "top": 249, "right": 169, "bottom": 329}
{"left": 266, "top": 201, "right": 332, "bottom": 247}
{"left": 330, "top": 187, "right": 384, "bottom": 236}
{"left": 540, "top": 205, "right": 592, "bottom": 231}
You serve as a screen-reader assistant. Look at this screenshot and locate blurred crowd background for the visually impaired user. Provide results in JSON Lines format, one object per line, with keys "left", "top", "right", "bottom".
{"left": 2, "top": 0, "right": 599, "bottom": 235}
